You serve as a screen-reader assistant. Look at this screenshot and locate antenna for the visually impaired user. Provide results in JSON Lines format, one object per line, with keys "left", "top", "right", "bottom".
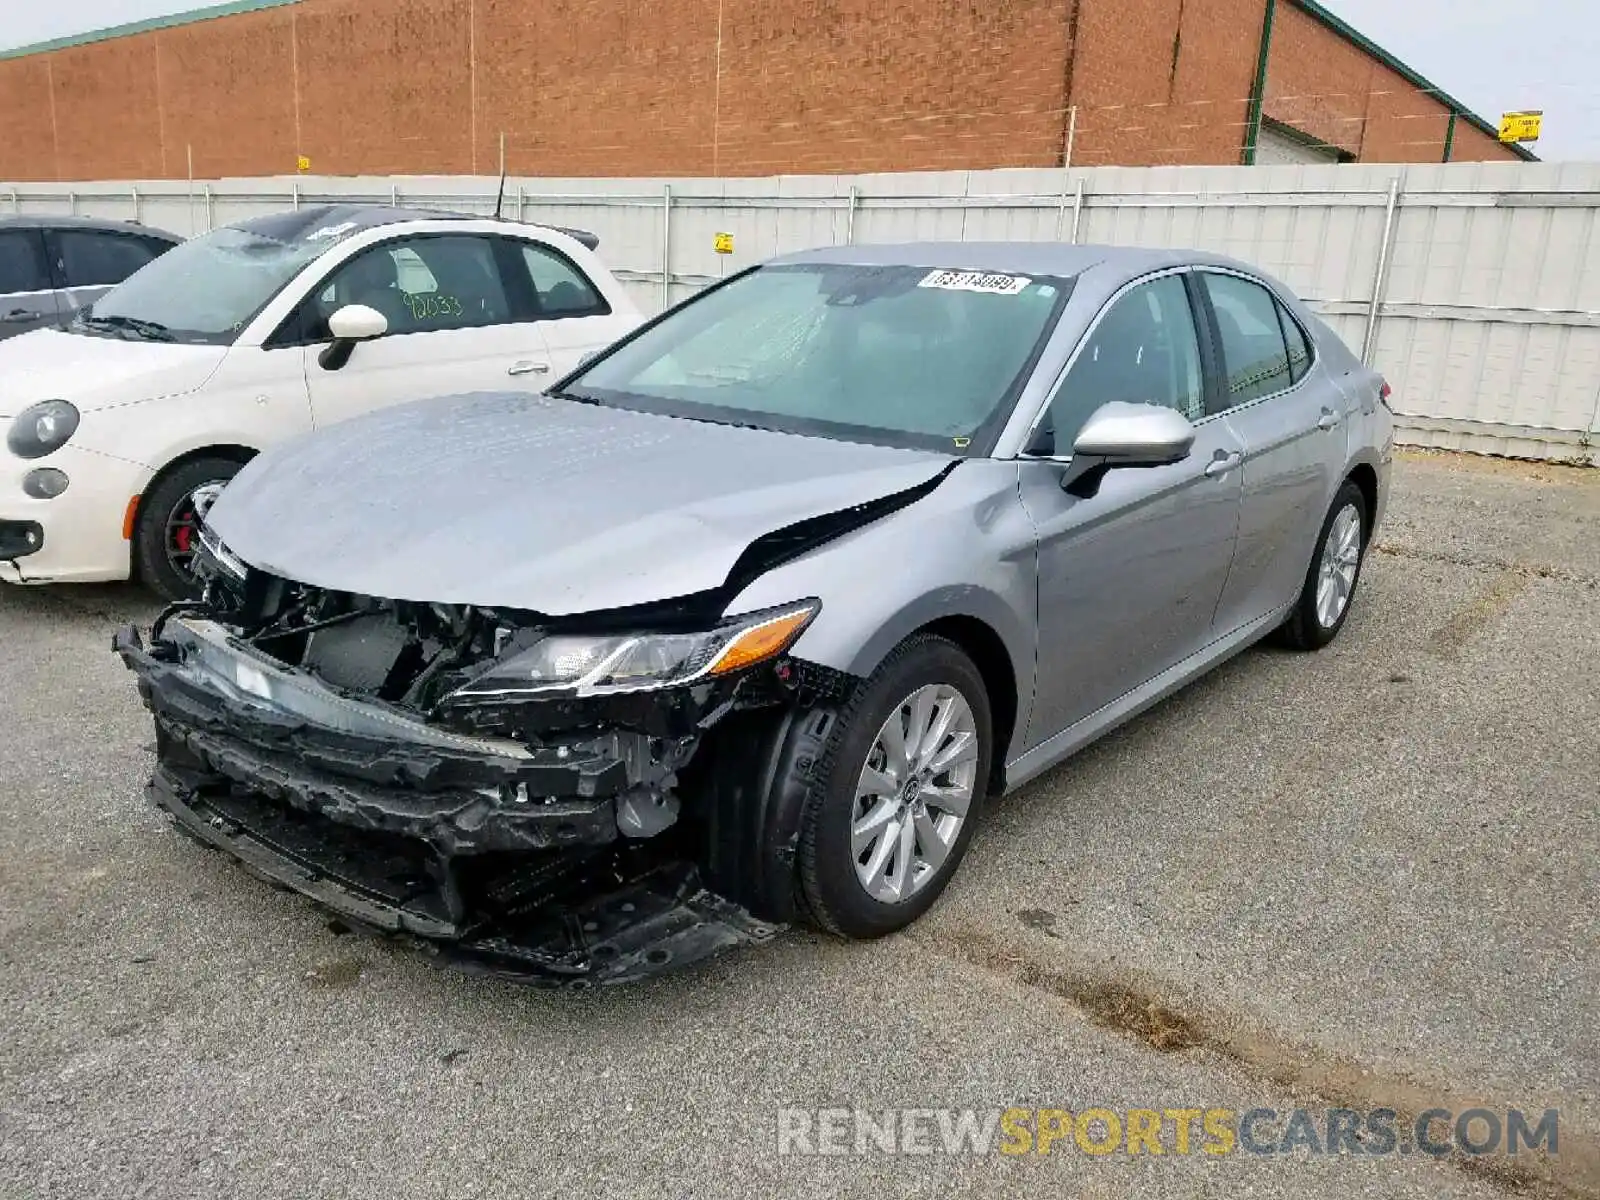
{"left": 493, "top": 131, "right": 507, "bottom": 220}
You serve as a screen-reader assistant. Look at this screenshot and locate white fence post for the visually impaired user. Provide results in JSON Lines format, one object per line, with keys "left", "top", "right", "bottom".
{"left": 661, "top": 183, "right": 673, "bottom": 311}
{"left": 1363, "top": 175, "right": 1402, "bottom": 367}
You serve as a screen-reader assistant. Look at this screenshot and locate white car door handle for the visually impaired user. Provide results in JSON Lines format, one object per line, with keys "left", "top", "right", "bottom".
{"left": 508, "top": 360, "right": 550, "bottom": 376}
{"left": 1204, "top": 450, "right": 1243, "bottom": 478}
{"left": 1317, "top": 409, "right": 1342, "bottom": 431}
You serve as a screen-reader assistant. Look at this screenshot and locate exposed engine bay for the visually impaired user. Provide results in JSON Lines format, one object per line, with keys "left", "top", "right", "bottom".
{"left": 116, "top": 555, "right": 857, "bottom": 985}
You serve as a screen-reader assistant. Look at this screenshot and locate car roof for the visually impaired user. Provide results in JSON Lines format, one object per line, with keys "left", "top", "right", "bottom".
{"left": 0, "top": 213, "right": 180, "bottom": 241}
{"left": 228, "top": 204, "right": 600, "bottom": 250}
{"left": 767, "top": 241, "right": 1257, "bottom": 280}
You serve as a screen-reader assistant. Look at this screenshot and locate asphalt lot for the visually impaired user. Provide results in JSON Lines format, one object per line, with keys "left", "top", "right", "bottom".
{"left": 1, "top": 450, "right": 1595, "bottom": 1200}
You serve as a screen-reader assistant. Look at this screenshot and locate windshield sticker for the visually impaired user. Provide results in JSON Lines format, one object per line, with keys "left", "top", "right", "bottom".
{"left": 918, "top": 269, "right": 1032, "bottom": 295}
{"left": 305, "top": 220, "right": 358, "bottom": 242}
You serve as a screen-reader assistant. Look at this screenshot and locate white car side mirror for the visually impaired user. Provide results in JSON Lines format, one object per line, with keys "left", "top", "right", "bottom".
{"left": 328, "top": 304, "right": 388, "bottom": 341}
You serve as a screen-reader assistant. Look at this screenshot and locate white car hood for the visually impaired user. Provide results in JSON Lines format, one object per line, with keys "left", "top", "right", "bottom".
{"left": 0, "top": 328, "right": 226, "bottom": 418}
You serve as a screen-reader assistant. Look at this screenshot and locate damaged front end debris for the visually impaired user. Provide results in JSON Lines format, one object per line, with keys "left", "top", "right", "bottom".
{"left": 114, "top": 557, "right": 856, "bottom": 985}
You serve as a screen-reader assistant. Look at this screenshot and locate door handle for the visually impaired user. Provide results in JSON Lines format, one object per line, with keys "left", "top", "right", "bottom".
{"left": 508, "top": 360, "right": 550, "bottom": 376}
{"left": 1204, "top": 450, "right": 1243, "bottom": 478}
{"left": 1, "top": 309, "right": 34, "bottom": 322}
{"left": 1316, "top": 409, "right": 1342, "bottom": 431}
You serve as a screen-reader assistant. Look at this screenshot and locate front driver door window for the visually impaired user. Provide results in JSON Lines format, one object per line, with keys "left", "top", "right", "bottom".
{"left": 299, "top": 234, "right": 550, "bottom": 429}
{"left": 1035, "top": 274, "right": 1204, "bottom": 456}
{"left": 1018, "top": 272, "right": 1245, "bottom": 748}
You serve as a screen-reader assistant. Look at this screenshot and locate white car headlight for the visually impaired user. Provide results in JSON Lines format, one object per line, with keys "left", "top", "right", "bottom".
{"left": 7, "top": 400, "right": 79, "bottom": 459}
{"left": 444, "top": 601, "right": 819, "bottom": 701}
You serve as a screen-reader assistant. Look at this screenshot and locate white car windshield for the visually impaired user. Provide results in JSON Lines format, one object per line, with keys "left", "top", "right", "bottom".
{"left": 79, "top": 226, "right": 331, "bottom": 345}
{"left": 560, "top": 262, "right": 1071, "bottom": 454}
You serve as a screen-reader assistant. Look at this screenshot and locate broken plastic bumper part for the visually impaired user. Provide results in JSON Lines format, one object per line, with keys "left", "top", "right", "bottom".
{"left": 114, "top": 618, "right": 779, "bottom": 985}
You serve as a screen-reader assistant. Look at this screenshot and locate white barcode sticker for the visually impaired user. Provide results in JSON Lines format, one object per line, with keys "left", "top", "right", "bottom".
{"left": 918, "top": 269, "right": 1032, "bottom": 295}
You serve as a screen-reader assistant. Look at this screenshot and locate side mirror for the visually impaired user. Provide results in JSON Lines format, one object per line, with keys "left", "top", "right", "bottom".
{"left": 1060, "top": 401, "right": 1195, "bottom": 495}
{"left": 318, "top": 304, "right": 387, "bottom": 371}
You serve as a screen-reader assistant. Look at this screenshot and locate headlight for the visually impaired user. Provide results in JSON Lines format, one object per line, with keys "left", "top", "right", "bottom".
{"left": 196, "top": 522, "right": 247, "bottom": 580}
{"left": 7, "top": 400, "right": 80, "bottom": 459}
{"left": 446, "top": 600, "right": 819, "bottom": 701}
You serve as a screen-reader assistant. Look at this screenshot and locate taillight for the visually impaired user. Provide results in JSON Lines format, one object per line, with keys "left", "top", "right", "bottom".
{"left": 1379, "top": 381, "right": 1392, "bottom": 408}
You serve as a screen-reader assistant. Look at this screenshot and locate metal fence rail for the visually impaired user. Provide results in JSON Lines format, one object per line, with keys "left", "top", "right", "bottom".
{"left": 7, "top": 161, "right": 1598, "bottom": 463}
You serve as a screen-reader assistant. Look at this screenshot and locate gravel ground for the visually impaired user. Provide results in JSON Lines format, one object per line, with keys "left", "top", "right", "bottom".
{"left": 1, "top": 451, "right": 1595, "bottom": 1200}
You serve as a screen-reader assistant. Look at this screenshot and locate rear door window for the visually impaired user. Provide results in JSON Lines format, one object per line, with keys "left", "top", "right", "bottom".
{"left": 1277, "top": 298, "right": 1313, "bottom": 384}
{"left": 1201, "top": 273, "right": 1295, "bottom": 409}
{"left": 517, "top": 243, "right": 610, "bottom": 317}
{"left": 0, "top": 229, "right": 48, "bottom": 294}
{"left": 55, "top": 230, "right": 161, "bottom": 288}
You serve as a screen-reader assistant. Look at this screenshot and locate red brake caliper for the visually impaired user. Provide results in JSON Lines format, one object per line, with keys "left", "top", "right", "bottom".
{"left": 173, "top": 510, "right": 193, "bottom": 554}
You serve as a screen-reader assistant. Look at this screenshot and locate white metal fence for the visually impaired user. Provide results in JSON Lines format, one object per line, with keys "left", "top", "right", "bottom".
{"left": 7, "top": 161, "right": 1599, "bottom": 464}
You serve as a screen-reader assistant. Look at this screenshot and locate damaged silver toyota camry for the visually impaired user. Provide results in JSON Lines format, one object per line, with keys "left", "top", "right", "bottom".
{"left": 116, "top": 243, "right": 1393, "bottom": 984}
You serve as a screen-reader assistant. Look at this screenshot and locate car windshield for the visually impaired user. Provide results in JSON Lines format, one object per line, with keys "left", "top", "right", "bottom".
{"left": 79, "top": 226, "right": 331, "bottom": 345}
{"left": 560, "top": 262, "right": 1071, "bottom": 452}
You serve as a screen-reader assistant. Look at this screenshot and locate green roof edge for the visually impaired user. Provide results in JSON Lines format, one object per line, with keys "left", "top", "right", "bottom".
{"left": 1285, "top": 0, "right": 1539, "bottom": 162}
{"left": 0, "top": 0, "right": 299, "bottom": 61}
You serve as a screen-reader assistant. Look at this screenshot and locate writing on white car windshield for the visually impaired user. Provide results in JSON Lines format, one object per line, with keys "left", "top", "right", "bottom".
{"left": 559, "top": 262, "right": 1072, "bottom": 453}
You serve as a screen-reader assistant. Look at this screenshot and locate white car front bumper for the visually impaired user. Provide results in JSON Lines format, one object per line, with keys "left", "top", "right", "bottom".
{"left": 0, "top": 445, "right": 153, "bottom": 584}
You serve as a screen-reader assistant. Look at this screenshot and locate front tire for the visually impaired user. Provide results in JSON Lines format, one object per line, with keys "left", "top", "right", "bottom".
{"left": 134, "top": 457, "right": 243, "bottom": 602}
{"left": 797, "top": 635, "right": 992, "bottom": 939}
{"left": 1279, "top": 481, "right": 1368, "bottom": 651}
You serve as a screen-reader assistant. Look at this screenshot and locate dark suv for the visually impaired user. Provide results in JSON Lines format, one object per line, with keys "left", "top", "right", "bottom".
{"left": 0, "top": 215, "right": 181, "bottom": 341}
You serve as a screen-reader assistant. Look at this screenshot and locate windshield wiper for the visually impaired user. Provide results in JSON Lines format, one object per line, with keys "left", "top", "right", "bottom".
{"left": 75, "top": 314, "right": 176, "bottom": 342}
{"left": 544, "top": 386, "right": 601, "bottom": 406}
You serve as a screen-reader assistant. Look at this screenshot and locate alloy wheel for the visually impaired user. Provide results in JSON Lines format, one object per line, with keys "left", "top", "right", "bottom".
{"left": 1315, "top": 502, "right": 1362, "bottom": 628}
{"left": 850, "top": 684, "right": 980, "bottom": 904}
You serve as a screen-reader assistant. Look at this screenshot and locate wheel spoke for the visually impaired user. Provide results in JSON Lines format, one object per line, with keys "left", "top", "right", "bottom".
{"left": 916, "top": 692, "right": 959, "bottom": 769}
{"left": 914, "top": 807, "right": 950, "bottom": 873}
{"left": 926, "top": 729, "right": 978, "bottom": 776}
{"left": 887, "top": 811, "right": 917, "bottom": 901}
{"left": 860, "top": 816, "right": 900, "bottom": 894}
{"left": 851, "top": 797, "right": 898, "bottom": 857}
{"left": 922, "top": 781, "right": 972, "bottom": 820}
{"left": 904, "top": 688, "right": 938, "bottom": 771}
{"left": 878, "top": 708, "right": 911, "bottom": 778}
{"left": 857, "top": 763, "right": 896, "bottom": 799}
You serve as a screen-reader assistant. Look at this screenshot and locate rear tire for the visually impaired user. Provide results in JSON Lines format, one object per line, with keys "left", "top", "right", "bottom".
{"left": 1278, "top": 481, "right": 1368, "bottom": 651}
{"left": 797, "top": 635, "right": 992, "bottom": 939}
{"left": 134, "top": 457, "right": 243, "bottom": 602}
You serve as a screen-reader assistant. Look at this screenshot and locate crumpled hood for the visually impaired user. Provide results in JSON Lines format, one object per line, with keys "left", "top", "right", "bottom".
{"left": 208, "top": 391, "right": 954, "bottom": 614}
{"left": 0, "top": 327, "right": 226, "bottom": 418}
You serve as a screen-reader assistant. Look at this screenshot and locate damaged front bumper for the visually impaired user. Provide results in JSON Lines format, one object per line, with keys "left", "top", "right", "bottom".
{"left": 114, "top": 617, "right": 781, "bottom": 985}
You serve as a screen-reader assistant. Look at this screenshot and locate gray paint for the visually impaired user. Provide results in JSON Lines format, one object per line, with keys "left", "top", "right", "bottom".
{"left": 208, "top": 243, "right": 1394, "bottom": 789}
{"left": 206, "top": 389, "right": 953, "bottom": 615}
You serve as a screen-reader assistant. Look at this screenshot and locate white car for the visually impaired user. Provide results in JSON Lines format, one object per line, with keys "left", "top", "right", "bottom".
{"left": 0, "top": 205, "right": 642, "bottom": 599}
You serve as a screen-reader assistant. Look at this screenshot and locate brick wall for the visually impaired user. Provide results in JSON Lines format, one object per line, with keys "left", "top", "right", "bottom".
{"left": 1069, "top": 0, "right": 1266, "bottom": 166}
{"left": 1265, "top": 0, "right": 1519, "bottom": 164}
{"left": 0, "top": 0, "right": 1522, "bottom": 182}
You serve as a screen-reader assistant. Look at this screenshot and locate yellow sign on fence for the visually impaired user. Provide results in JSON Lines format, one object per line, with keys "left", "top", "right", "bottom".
{"left": 713, "top": 232, "right": 734, "bottom": 254}
{"left": 296, "top": 154, "right": 312, "bottom": 173}
{"left": 1498, "top": 112, "right": 1543, "bottom": 144}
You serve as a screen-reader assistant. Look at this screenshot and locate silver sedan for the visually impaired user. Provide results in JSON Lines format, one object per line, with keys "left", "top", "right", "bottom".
{"left": 118, "top": 243, "right": 1393, "bottom": 982}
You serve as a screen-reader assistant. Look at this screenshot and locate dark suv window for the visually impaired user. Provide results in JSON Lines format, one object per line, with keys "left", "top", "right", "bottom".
{"left": 0, "top": 230, "right": 46, "bottom": 294}
{"left": 57, "top": 230, "right": 162, "bottom": 288}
